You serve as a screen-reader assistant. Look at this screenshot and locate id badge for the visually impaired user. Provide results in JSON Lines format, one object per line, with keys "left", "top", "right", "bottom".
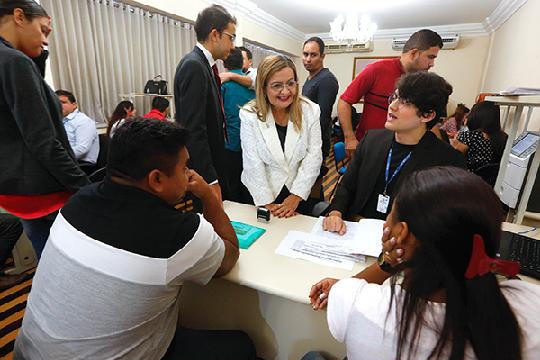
{"left": 377, "top": 194, "right": 390, "bottom": 214}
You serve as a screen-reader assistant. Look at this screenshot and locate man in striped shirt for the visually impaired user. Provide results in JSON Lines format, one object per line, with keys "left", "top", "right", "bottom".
{"left": 15, "top": 119, "right": 256, "bottom": 360}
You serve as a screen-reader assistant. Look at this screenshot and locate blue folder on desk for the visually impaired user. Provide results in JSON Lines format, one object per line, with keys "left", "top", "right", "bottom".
{"left": 231, "top": 221, "right": 266, "bottom": 249}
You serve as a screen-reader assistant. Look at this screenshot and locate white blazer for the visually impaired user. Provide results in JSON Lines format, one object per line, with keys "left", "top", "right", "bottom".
{"left": 239, "top": 98, "right": 323, "bottom": 206}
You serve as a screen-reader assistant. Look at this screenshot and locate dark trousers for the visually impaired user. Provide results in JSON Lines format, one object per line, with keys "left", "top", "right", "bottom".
{"left": 275, "top": 186, "right": 318, "bottom": 216}
{"left": 321, "top": 117, "right": 332, "bottom": 159}
{"left": 162, "top": 327, "right": 257, "bottom": 360}
{"left": 0, "top": 213, "right": 23, "bottom": 268}
{"left": 19, "top": 211, "right": 57, "bottom": 259}
{"left": 223, "top": 149, "right": 253, "bottom": 204}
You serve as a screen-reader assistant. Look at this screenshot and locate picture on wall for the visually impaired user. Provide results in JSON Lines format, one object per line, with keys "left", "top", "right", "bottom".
{"left": 353, "top": 56, "right": 399, "bottom": 80}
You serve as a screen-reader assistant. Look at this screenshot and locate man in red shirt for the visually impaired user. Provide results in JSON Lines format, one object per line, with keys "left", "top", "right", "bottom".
{"left": 143, "top": 96, "right": 169, "bottom": 121}
{"left": 338, "top": 29, "right": 443, "bottom": 158}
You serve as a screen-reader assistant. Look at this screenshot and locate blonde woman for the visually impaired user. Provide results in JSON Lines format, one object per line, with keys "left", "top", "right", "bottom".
{"left": 240, "top": 55, "right": 323, "bottom": 218}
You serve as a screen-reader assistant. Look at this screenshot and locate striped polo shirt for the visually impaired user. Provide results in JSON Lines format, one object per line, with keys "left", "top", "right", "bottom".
{"left": 14, "top": 180, "right": 224, "bottom": 360}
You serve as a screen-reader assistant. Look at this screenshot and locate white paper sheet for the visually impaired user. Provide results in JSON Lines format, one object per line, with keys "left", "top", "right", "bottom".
{"left": 275, "top": 231, "right": 365, "bottom": 270}
{"left": 311, "top": 217, "right": 384, "bottom": 257}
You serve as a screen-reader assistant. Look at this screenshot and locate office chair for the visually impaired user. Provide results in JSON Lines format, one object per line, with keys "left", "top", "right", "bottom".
{"left": 89, "top": 167, "right": 107, "bottom": 183}
{"left": 474, "top": 163, "right": 500, "bottom": 187}
{"left": 328, "top": 142, "right": 349, "bottom": 201}
{"left": 96, "top": 134, "right": 109, "bottom": 169}
{"left": 334, "top": 142, "right": 347, "bottom": 175}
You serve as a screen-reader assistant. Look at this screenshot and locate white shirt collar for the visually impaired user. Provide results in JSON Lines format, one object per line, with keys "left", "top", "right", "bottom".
{"left": 65, "top": 109, "right": 80, "bottom": 121}
{"left": 196, "top": 42, "right": 216, "bottom": 67}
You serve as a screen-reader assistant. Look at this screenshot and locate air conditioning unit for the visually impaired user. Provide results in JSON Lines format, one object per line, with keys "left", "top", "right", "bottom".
{"left": 324, "top": 41, "right": 372, "bottom": 54}
{"left": 392, "top": 33, "right": 460, "bottom": 50}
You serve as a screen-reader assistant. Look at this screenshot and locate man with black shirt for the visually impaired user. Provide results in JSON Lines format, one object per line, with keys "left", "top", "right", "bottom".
{"left": 302, "top": 37, "right": 339, "bottom": 158}
{"left": 323, "top": 72, "right": 466, "bottom": 234}
{"left": 15, "top": 119, "right": 256, "bottom": 360}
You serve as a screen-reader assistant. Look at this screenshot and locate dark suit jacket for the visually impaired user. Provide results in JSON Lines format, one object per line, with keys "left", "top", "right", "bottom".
{"left": 174, "top": 46, "right": 227, "bottom": 189}
{"left": 329, "top": 129, "right": 466, "bottom": 219}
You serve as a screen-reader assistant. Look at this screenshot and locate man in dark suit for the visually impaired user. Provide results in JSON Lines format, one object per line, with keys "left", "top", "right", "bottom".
{"left": 174, "top": 4, "right": 236, "bottom": 205}
{"left": 324, "top": 72, "right": 466, "bottom": 234}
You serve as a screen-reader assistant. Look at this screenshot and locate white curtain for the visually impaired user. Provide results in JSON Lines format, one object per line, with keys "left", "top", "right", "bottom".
{"left": 41, "top": 0, "right": 196, "bottom": 123}
{"left": 243, "top": 41, "right": 287, "bottom": 68}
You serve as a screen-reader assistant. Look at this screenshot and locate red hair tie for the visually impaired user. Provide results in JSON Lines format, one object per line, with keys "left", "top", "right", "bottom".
{"left": 464, "top": 234, "right": 520, "bottom": 280}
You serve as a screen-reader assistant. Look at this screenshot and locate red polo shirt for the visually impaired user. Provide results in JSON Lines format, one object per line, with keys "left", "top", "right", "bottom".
{"left": 341, "top": 58, "right": 405, "bottom": 140}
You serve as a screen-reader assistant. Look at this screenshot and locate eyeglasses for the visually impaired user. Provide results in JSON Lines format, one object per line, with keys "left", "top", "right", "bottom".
{"left": 388, "top": 92, "right": 412, "bottom": 107}
{"left": 222, "top": 31, "right": 236, "bottom": 43}
{"left": 268, "top": 80, "right": 297, "bottom": 92}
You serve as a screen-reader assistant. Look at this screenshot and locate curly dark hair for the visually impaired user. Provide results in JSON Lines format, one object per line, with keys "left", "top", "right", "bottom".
{"left": 396, "top": 71, "right": 453, "bottom": 129}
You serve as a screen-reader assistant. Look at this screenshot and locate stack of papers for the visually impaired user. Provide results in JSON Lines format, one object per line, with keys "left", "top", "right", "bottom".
{"left": 275, "top": 217, "right": 385, "bottom": 270}
{"left": 500, "top": 87, "right": 540, "bottom": 96}
{"left": 310, "top": 217, "right": 384, "bottom": 257}
{"left": 275, "top": 231, "right": 364, "bottom": 270}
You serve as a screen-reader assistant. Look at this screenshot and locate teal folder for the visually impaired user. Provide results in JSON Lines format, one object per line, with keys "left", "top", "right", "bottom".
{"left": 231, "top": 221, "right": 266, "bottom": 249}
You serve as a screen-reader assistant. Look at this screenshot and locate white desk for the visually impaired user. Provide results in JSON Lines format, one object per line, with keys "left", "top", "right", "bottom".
{"left": 178, "top": 202, "right": 540, "bottom": 360}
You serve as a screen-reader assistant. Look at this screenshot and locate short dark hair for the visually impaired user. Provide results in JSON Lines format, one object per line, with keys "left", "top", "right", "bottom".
{"left": 0, "top": 0, "right": 48, "bottom": 20}
{"left": 402, "top": 29, "right": 443, "bottom": 53}
{"left": 223, "top": 47, "right": 243, "bottom": 70}
{"left": 238, "top": 46, "right": 252, "bottom": 60}
{"left": 194, "top": 4, "right": 236, "bottom": 42}
{"left": 151, "top": 96, "right": 169, "bottom": 112}
{"left": 55, "top": 89, "right": 76, "bottom": 103}
{"left": 107, "top": 118, "right": 187, "bottom": 181}
{"left": 396, "top": 71, "right": 453, "bottom": 129}
{"left": 303, "top": 36, "right": 325, "bottom": 55}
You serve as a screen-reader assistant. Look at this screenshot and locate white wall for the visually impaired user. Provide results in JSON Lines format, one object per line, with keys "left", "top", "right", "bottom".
{"left": 322, "top": 36, "right": 491, "bottom": 116}
{"left": 481, "top": 0, "right": 540, "bottom": 131}
{"left": 136, "top": 0, "right": 304, "bottom": 57}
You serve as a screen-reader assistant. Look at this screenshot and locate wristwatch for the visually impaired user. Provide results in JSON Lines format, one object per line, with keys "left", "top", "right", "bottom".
{"left": 377, "top": 252, "right": 396, "bottom": 274}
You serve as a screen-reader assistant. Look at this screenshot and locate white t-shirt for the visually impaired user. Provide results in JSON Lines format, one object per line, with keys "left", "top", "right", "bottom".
{"left": 328, "top": 278, "right": 540, "bottom": 360}
{"left": 109, "top": 118, "right": 125, "bottom": 138}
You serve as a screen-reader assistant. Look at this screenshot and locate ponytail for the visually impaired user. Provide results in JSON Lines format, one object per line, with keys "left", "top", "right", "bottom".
{"left": 389, "top": 167, "right": 523, "bottom": 360}
{"left": 466, "top": 275, "right": 522, "bottom": 360}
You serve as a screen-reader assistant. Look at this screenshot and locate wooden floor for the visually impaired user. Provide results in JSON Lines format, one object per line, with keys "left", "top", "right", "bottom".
{"left": 0, "top": 144, "right": 345, "bottom": 359}
{"left": 0, "top": 264, "right": 35, "bottom": 360}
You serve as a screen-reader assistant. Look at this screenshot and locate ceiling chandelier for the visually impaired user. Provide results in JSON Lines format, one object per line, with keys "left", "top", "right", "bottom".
{"left": 329, "top": 13, "right": 377, "bottom": 44}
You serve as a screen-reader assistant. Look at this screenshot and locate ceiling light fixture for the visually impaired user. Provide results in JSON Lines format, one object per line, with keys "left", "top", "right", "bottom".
{"left": 329, "top": 13, "right": 377, "bottom": 44}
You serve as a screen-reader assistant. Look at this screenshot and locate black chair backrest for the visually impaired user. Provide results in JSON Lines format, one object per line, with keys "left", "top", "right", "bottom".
{"left": 89, "top": 167, "right": 107, "bottom": 183}
{"left": 474, "top": 163, "right": 500, "bottom": 187}
{"left": 96, "top": 133, "right": 109, "bottom": 168}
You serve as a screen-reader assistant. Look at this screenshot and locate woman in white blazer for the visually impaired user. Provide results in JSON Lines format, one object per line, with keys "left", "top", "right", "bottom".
{"left": 240, "top": 55, "right": 323, "bottom": 218}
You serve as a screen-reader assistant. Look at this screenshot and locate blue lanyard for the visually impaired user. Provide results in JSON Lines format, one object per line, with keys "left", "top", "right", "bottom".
{"left": 384, "top": 147, "right": 412, "bottom": 195}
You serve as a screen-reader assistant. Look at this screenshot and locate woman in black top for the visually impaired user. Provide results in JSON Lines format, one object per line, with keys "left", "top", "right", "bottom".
{"left": 452, "top": 101, "right": 508, "bottom": 173}
{"left": 0, "top": 0, "right": 89, "bottom": 257}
